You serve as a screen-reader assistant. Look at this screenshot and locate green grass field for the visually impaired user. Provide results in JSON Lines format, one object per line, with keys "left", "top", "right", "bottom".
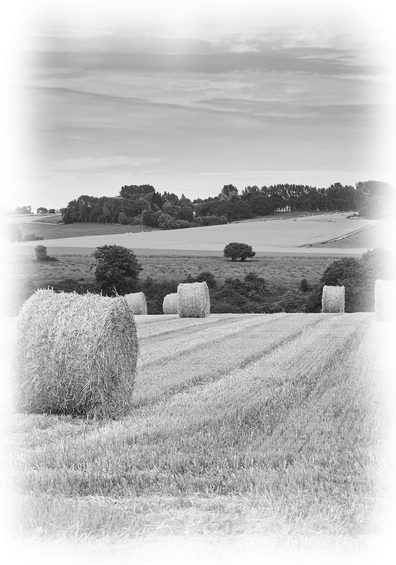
{"left": 5, "top": 313, "right": 392, "bottom": 545}
{"left": 0, "top": 250, "right": 334, "bottom": 285}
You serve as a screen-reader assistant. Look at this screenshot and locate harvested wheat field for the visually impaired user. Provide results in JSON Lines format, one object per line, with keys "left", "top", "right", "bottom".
{"left": 1, "top": 312, "right": 396, "bottom": 563}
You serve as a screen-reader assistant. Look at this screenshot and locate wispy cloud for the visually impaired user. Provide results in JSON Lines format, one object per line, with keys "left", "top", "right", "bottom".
{"left": 10, "top": 13, "right": 393, "bottom": 210}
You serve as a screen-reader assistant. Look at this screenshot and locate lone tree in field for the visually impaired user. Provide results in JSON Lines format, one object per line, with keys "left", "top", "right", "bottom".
{"left": 35, "top": 245, "right": 48, "bottom": 261}
{"left": 224, "top": 242, "right": 256, "bottom": 262}
{"left": 2, "top": 222, "right": 23, "bottom": 243}
{"left": 92, "top": 245, "right": 143, "bottom": 295}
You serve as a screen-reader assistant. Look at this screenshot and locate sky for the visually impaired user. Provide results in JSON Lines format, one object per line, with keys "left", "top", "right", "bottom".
{"left": 1, "top": 0, "right": 396, "bottom": 212}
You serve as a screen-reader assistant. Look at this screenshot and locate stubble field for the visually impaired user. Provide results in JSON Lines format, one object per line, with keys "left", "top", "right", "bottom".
{"left": 0, "top": 313, "right": 396, "bottom": 564}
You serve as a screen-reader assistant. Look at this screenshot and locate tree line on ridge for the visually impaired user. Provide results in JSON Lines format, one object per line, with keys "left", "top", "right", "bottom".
{"left": 60, "top": 180, "right": 395, "bottom": 228}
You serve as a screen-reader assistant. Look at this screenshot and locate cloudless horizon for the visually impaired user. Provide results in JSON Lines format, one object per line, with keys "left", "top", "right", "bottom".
{"left": 1, "top": 0, "right": 396, "bottom": 212}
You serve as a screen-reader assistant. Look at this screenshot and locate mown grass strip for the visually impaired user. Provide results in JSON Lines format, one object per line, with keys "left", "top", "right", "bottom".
{"left": 135, "top": 313, "right": 272, "bottom": 341}
{"left": 133, "top": 314, "right": 326, "bottom": 405}
{"left": 138, "top": 313, "right": 286, "bottom": 365}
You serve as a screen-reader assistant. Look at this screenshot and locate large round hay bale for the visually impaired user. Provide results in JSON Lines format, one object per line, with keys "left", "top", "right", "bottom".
{"left": 375, "top": 279, "right": 396, "bottom": 321}
{"left": 124, "top": 291, "right": 147, "bottom": 315}
{"left": 177, "top": 282, "right": 210, "bottom": 318}
{"left": 163, "top": 293, "right": 178, "bottom": 315}
{"left": 12, "top": 289, "right": 138, "bottom": 419}
{"left": 321, "top": 285, "right": 345, "bottom": 313}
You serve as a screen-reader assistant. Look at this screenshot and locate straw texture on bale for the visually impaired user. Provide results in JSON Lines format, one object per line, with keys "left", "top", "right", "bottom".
{"left": 12, "top": 289, "right": 139, "bottom": 419}
{"left": 321, "top": 285, "right": 345, "bottom": 313}
{"left": 177, "top": 282, "right": 210, "bottom": 318}
{"left": 163, "top": 293, "right": 178, "bottom": 315}
{"left": 375, "top": 279, "right": 396, "bottom": 321}
{"left": 124, "top": 292, "right": 147, "bottom": 315}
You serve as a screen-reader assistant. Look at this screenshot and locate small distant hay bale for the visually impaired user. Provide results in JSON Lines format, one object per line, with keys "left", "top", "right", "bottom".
{"left": 163, "top": 293, "right": 178, "bottom": 314}
{"left": 177, "top": 282, "right": 210, "bottom": 318}
{"left": 124, "top": 292, "right": 147, "bottom": 315}
{"left": 12, "top": 289, "right": 138, "bottom": 419}
{"left": 375, "top": 279, "right": 396, "bottom": 321}
{"left": 321, "top": 285, "right": 345, "bottom": 313}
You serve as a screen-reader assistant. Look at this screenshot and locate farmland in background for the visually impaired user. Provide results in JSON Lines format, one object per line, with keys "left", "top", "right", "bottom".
{"left": 9, "top": 212, "right": 382, "bottom": 253}
{"left": 5, "top": 312, "right": 392, "bottom": 545}
{"left": 314, "top": 220, "right": 396, "bottom": 249}
{"left": 2, "top": 214, "right": 156, "bottom": 239}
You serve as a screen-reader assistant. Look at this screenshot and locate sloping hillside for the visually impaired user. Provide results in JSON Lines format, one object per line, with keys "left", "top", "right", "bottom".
{"left": 5, "top": 312, "right": 391, "bottom": 546}
{"left": 11, "top": 213, "right": 381, "bottom": 253}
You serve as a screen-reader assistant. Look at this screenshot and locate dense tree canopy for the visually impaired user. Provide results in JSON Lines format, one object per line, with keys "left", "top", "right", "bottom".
{"left": 224, "top": 242, "right": 256, "bottom": 262}
{"left": 60, "top": 180, "right": 395, "bottom": 229}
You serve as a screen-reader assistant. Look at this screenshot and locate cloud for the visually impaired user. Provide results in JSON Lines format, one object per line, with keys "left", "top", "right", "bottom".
{"left": 48, "top": 156, "right": 162, "bottom": 170}
{"left": 0, "top": 0, "right": 396, "bottom": 207}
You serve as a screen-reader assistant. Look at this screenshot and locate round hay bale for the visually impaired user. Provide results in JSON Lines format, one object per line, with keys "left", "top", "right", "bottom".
{"left": 321, "top": 285, "right": 345, "bottom": 313}
{"left": 177, "top": 282, "right": 210, "bottom": 318}
{"left": 12, "top": 289, "right": 139, "bottom": 419}
{"left": 162, "top": 293, "right": 178, "bottom": 315}
{"left": 375, "top": 279, "right": 396, "bottom": 321}
{"left": 124, "top": 292, "right": 147, "bottom": 315}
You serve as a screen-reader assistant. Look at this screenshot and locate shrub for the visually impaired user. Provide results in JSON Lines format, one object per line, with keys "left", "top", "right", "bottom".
{"left": 304, "top": 248, "right": 396, "bottom": 313}
{"left": 12, "top": 290, "right": 139, "bottom": 419}
{"left": 92, "top": 245, "right": 142, "bottom": 296}
{"left": 23, "top": 233, "right": 44, "bottom": 241}
{"left": 195, "top": 215, "right": 228, "bottom": 226}
{"left": 35, "top": 245, "right": 47, "bottom": 261}
{"left": 174, "top": 220, "right": 189, "bottom": 229}
{"left": 34, "top": 245, "right": 58, "bottom": 262}
{"left": 299, "top": 278, "right": 309, "bottom": 292}
{"left": 309, "top": 249, "right": 396, "bottom": 313}
{"left": 184, "top": 271, "right": 217, "bottom": 289}
{"left": 224, "top": 242, "right": 256, "bottom": 262}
